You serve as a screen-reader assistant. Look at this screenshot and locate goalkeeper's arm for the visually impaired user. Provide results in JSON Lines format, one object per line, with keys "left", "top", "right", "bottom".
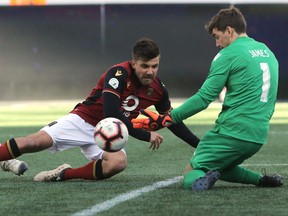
{"left": 167, "top": 122, "right": 200, "bottom": 148}
{"left": 132, "top": 109, "right": 200, "bottom": 148}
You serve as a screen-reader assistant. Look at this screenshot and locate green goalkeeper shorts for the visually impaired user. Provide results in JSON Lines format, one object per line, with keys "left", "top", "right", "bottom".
{"left": 191, "top": 130, "right": 262, "bottom": 172}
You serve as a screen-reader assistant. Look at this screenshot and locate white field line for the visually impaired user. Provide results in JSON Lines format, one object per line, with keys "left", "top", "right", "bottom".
{"left": 269, "top": 131, "right": 288, "bottom": 135}
{"left": 243, "top": 164, "right": 288, "bottom": 166}
{"left": 71, "top": 176, "right": 183, "bottom": 216}
{"left": 71, "top": 163, "right": 287, "bottom": 216}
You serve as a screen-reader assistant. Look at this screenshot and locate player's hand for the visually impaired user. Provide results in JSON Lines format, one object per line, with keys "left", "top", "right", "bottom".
{"left": 131, "top": 109, "right": 172, "bottom": 131}
{"left": 149, "top": 131, "right": 163, "bottom": 150}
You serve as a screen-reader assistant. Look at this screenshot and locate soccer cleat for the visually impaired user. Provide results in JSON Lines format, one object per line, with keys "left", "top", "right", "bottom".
{"left": 192, "top": 170, "right": 220, "bottom": 191}
{"left": 33, "top": 163, "right": 71, "bottom": 182}
{"left": 259, "top": 169, "right": 283, "bottom": 187}
{"left": 0, "top": 159, "right": 28, "bottom": 176}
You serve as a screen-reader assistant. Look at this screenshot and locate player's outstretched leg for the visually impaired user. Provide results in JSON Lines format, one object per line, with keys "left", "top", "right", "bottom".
{"left": 0, "top": 159, "right": 28, "bottom": 176}
{"left": 192, "top": 170, "right": 220, "bottom": 191}
{"left": 33, "top": 164, "right": 72, "bottom": 182}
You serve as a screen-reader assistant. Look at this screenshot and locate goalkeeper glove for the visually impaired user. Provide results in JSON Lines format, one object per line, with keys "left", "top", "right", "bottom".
{"left": 131, "top": 109, "right": 172, "bottom": 131}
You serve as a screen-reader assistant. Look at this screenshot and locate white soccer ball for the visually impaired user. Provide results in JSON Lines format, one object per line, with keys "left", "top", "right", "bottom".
{"left": 94, "top": 117, "right": 129, "bottom": 152}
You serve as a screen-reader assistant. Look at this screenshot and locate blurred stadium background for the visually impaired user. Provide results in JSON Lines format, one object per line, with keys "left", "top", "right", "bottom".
{"left": 0, "top": 0, "right": 287, "bottom": 100}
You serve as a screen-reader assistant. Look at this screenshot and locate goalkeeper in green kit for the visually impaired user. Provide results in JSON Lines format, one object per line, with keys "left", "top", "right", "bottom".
{"left": 132, "top": 7, "right": 283, "bottom": 191}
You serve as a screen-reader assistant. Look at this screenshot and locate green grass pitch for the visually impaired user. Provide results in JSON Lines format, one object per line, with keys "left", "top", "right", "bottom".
{"left": 0, "top": 100, "right": 287, "bottom": 216}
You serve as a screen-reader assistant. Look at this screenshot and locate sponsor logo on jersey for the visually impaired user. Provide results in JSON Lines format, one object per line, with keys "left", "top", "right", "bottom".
{"left": 115, "top": 70, "right": 123, "bottom": 76}
{"left": 108, "top": 78, "right": 119, "bottom": 89}
{"left": 122, "top": 95, "right": 139, "bottom": 112}
{"left": 123, "top": 111, "right": 130, "bottom": 117}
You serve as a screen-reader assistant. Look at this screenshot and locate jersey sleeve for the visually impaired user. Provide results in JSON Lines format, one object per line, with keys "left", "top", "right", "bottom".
{"left": 103, "top": 66, "right": 128, "bottom": 97}
{"left": 102, "top": 67, "right": 151, "bottom": 142}
{"left": 103, "top": 92, "right": 151, "bottom": 142}
{"left": 154, "top": 78, "right": 172, "bottom": 113}
{"left": 171, "top": 52, "right": 229, "bottom": 123}
{"left": 152, "top": 78, "right": 199, "bottom": 147}
{"left": 167, "top": 121, "right": 200, "bottom": 148}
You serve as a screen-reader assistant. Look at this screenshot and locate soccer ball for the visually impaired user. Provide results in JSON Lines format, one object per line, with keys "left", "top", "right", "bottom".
{"left": 94, "top": 117, "right": 129, "bottom": 152}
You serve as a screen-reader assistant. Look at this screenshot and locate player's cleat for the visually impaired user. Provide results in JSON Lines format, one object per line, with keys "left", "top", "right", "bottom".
{"left": 33, "top": 163, "right": 71, "bottom": 182}
{"left": 259, "top": 169, "right": 283, "bottom": 187}
{"left": 192, "top": 170, "right": 220, "bottom": 191}
{"left": 0, "top": 159, "right": 28, "bottom": 176}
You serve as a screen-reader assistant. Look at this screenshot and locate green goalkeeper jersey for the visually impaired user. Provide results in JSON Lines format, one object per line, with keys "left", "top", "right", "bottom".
{"left": 171, "top": 36, "right": 279, "bottom": 144}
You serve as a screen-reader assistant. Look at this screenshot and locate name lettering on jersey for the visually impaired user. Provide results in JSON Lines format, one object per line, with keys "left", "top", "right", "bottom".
{"left": 108, "top": 78, "right": 119, "bottom": 89}
{"left": 248, "top": 49, "right": 270, "bottom": 58}
{"left": 115, "top": 70, "right": 123, "bottom": 76}
{"left": 213, "top": 53, "right": 221, "bottom": 61}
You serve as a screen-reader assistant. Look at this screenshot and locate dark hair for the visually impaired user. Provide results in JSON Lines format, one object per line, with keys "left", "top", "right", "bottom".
{"left": 132, "top": 38, "right": 160, "bottom": 61}
{"left": 205, "top": 7, "right": 247, "bottom": 35}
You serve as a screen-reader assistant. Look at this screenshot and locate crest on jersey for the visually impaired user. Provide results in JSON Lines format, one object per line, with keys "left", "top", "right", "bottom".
{"left": 108, "top": 78, "right": 119, "bottom": 89}
{"left": 146, "top": 88, "right": 153, "bottom": 96}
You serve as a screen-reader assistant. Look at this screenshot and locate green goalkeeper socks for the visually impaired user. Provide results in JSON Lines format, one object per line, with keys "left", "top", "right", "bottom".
{"left": 220, "top": 165, "right": 261, "bottom": 185}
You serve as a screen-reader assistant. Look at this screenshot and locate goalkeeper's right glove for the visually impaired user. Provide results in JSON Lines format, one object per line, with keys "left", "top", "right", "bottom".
{"left": 131, "top": 109, "right": 172, "bottom": 131}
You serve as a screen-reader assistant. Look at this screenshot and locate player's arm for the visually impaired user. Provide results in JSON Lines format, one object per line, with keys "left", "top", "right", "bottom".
{"left": 104, "top": 94, "right": 163, "bottom": 149}
{"left": 133, "top": 55, "right": 229, "bottom": 127}
{"left": 155, "top": 81, "right": 200, "bottom": 148}
{"left": 102, "top": 66, "right": 151, "bottom": 142}
{"left": 167, "top": 121, "right": 200, "bottom": 148}
{"left": 104, "top": 92, "right": 151, "bottom": 142}
{"left": 171, "top": 53, "right": 229, "bottom": 123}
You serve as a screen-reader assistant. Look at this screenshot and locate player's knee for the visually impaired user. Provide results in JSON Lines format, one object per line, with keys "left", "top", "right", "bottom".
{"left": 101, "top": 151, "right": 127, "bottom": 178}
{"left": 183, "top": 174, "right": 192, "bottom": 189}
{"left": 113, "top": 154, "right": 127, "bottom": 172}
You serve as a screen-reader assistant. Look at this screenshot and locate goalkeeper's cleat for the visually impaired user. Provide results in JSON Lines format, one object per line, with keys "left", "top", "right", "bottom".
{"left": 258, "top": 169, "right": 283, "bottom": 187}
{"left": 0, "top": 159, "right": 28, "bottom": 176}
{"left": 33, "top": 163, "right": 71, "bottom": 182}
{"left": 192, "top": 170, "right": 220, "bottom": 191}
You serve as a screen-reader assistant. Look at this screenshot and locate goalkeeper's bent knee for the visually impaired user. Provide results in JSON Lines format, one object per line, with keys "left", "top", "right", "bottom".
{"left": 183, "top": 174, "right": 193, "bottom": 189}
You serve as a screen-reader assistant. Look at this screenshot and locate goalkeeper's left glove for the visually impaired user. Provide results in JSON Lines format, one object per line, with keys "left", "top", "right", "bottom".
{"left": 131, "top": 109, "right": 172, "bottom": 131}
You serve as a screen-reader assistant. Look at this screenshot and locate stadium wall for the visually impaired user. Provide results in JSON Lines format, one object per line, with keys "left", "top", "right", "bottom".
{"left": 0, "top": 4, "right": 287, "bottom": 100}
